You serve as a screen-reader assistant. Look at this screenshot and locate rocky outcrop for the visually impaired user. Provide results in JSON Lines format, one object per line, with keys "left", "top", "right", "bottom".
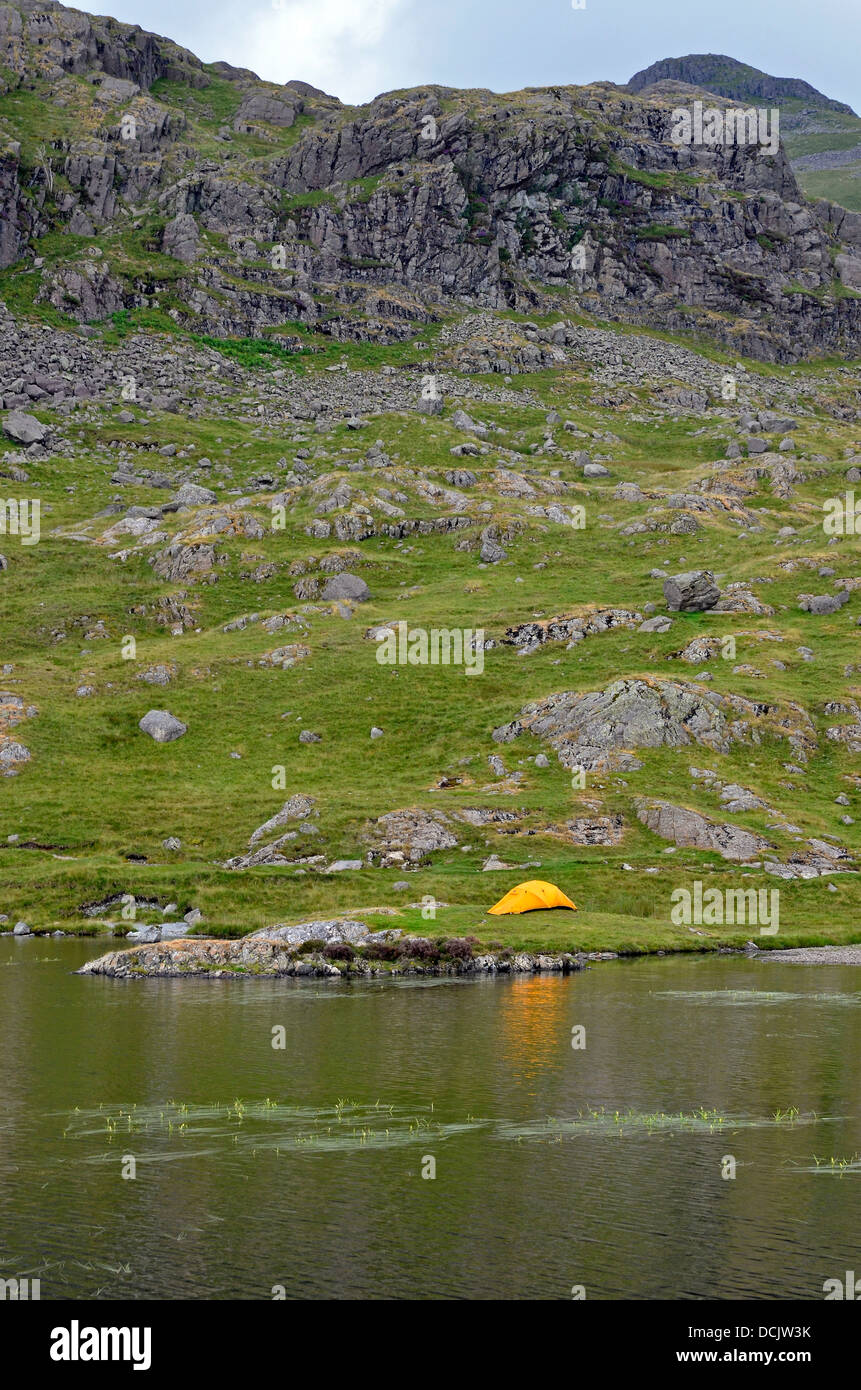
{"left": 505, "top": 607, "right": 642, "bottom": 651}
{"left": 0, "top": 151, "right": 39, "bottom": 269}
{"left": 76, "top": 934, "right": 586, "bottom": 978}
{"left": 0, "top": 688, "right": 35, "bottom": 775}
{"left": 3, "top": 7, "right": 861, "bottom": 358}
{"left": 247, "top": 918, "right": 385, "bottom": 946}
{"left": 150, "top": 542, "right": 221, "bottom": 583}
{"left": 634, "top": 796, "right": 771, "bottom": 861}
{"left": 248, "top": 794, "right": 317, "bottom": 845}
{"left": 36, "top": 261, "right": 127, "bottom": 322}
{"left": 364, "top": 808, "right": 458, "bottom": 864}
{"left": 670, "top": 636, "right": 724, "bottom": 663}
{"left": 825, "top": 701, "right": 861, "bottom": 754}
{"left": 221, "top": 793, "right": 320, "bottom": 870}
{"left": 1, "top": 1, "right": 210, "bottom": 92}
{"left": 161, "top": 213, "right": 200, "bottom": 264}
{"left": 500, "top": 677, "right": 817, "bottom": 770}
{"left": 564, "top": 814, "right": 625, "bottom": 846}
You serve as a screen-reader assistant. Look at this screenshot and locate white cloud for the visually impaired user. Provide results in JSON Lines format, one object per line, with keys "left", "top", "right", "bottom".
{"left": 244, "top": 0, "right": 409, "bottom": 102}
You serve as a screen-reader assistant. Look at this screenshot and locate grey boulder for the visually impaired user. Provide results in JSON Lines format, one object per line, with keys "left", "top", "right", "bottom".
{"left": 798, "top": 591, "right": 850, "bottom": 615}
{"left": 321, "top": 572, "right": 370, "bottom": 602}
{"left": 663, "top": 570, "right": 720, "bottom": 612}
{"left": 3, "top": 412, "right": 48, "bottom": 445}
{"left": 173, "top": 483, "right": 217, "bottom": 507}
{"left": 635, "top": 798, "right": 770, "bottom": 862}
{"left": 138, "top": 710, "right": 187, "bottom": 743}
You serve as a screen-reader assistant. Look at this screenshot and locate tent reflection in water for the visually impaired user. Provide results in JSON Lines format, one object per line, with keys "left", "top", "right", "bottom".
{"left": 487, "top": 879, "right": 577, "bottom": 915}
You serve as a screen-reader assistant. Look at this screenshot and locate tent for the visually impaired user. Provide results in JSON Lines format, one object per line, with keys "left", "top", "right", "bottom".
{"left": 487, "top": 880, "right": 577, "bottom": 915}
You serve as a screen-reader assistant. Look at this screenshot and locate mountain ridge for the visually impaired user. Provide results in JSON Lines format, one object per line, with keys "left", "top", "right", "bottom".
{"left": 1, "top": 3, "right": 861, "bottom": 365}
{"left": 627, "top": 53, "right": 856, "bottom": 116}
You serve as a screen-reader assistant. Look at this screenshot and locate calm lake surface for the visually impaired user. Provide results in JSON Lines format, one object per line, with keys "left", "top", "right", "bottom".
{"left": 2, "top": 937, "right": 861, "bottom": 1301}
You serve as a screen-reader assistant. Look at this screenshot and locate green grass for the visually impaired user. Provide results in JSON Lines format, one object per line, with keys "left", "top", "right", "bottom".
{"left": 609, "top": 157, "right": 702, "bottom": 192}
{"left": 635, "top": 224, "right": 691, "bottom": 241}
{"left": 191, "top": 334, "right": 299, "bottom": 369}
{"left": 150, "top": 76, "right": 242, "bottom": 127}
{"left": 796, "top": 167, "right": 861, "bottom": 213}
{"left": 2, "top": 329, "right": 861, "bottom": 956}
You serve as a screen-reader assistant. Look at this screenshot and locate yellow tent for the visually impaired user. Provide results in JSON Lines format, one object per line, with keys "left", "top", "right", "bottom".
{"left": 488, "top": 879, "right": 577, "bottom": 915}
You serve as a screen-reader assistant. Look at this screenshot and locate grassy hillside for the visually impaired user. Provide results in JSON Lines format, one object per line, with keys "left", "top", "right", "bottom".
{"left": 1, "top": 13, "right": 860, "bottom": 961}
{"left": 2, "top": 305, "right": 860, "bottom": 957}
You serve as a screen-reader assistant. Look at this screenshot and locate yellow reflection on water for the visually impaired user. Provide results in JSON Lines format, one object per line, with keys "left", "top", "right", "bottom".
{"left": 499, "top": 975, "right": 569, "bottom": 1082}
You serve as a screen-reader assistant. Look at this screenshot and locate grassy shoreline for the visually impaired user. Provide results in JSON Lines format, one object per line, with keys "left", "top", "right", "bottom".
{"left": 6, "top": 898, "right": 861, "bottom": 961}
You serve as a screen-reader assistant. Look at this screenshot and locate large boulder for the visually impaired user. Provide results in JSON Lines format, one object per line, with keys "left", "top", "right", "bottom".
{"left": 138, "top": 710, "right": 187, "bottom": 743}
{"left": 798, "top": 591, "right": 850, "bottom": 615}
{"left": 451, "top": 408, "right": 487, "bottom": 438}
{"left": 321, "top": 572, "right": 370, "bottom": 602}
{"left": 173, "top": 482, "right": 217, "bottom": 507}
{"left": 663, "top": 570, "right": 720, "bottom": 612}
{"left": 634, "top": 798, "right": 771, "bottom": 861}
{"left": 3, "top": 412, "right": 48, "bottom": 445}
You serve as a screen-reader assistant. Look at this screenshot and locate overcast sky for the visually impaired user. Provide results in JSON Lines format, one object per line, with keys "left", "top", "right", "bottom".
{"left": 96, "top": 0, "right": 861, "bottom": 112}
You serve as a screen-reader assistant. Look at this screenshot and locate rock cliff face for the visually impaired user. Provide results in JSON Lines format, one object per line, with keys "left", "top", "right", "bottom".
{"left": 1, "top": 2, "right": 861, "bottom": 360}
